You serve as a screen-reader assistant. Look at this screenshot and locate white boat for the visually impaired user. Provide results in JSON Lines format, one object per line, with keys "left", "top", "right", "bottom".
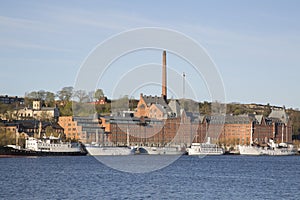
{"left": 137, "top": 145, "right": 185, "bottom": 155}
{"left": 2, "top": 135, "right": 87, "bottom": 156}
{"left": 239, "top": 122, "right": 264, "bottom": 156}
{"left": 262, "top": 139, "right": 296, "bottom": 156}
{"left": 84, "top": 127, "right": 135, "bottom": 156}
{"left": 27, "top": 135, "right": 83, "bottom": 152}
{"left": 187, "top": 137, "right": 224, "bottom": 156}
{"left": 238, "top": 145, "right": 264, "bottom": 156}
{"left": 239, "top": 140, "right": 296, "bottom": 156}
{"left": 261, "top": 123, "right": 296, "bottom": 156}
{"left": 84, "top": 144, "right": 134, "bottom": 156}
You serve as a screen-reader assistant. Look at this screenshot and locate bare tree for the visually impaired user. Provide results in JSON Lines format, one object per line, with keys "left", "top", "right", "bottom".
{"left": 74, "top": 90, "right": 89, "bottom": 103}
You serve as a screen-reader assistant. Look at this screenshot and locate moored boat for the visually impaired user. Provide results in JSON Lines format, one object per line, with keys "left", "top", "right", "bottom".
{"left": 262, "top": 139, "right": 296, "bottom": 156}
{"left": 0, "top": 136, "right": 87, "bottom": 156}
{"left": 238, "top": 145, "right": 264, "bottom": 156}
{"left": 187, "top": 137, "right": 224, "bottom": 156}
{"left": 84, "top": 144, "right": 134, "bottom": 156}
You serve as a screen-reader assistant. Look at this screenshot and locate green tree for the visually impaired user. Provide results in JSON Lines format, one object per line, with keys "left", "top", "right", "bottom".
{"left": 111, "top": 95, "right": 129, "bottom": 114}
{"left": 199, "top": 101, "right": 211, "bottom": 115}
{"left": 57, "top": 86, "right": 73, "bottom": 105}
{"left": 45, "top": 92, "right": 55, "bottom": 107}
{"left": 45, "top": 126, "right": 60, "bottom": 137}
{"left": 262, "top": 103, "right": 272, "bottom": 117}
{"left": 59, "top": 101, "right": 73, "bottom": 116}
{"left": 94, "top": 89, "right": 104, "bottom": 101}
{"left": 96, "top": 103, "right": 111, "bottom": 115}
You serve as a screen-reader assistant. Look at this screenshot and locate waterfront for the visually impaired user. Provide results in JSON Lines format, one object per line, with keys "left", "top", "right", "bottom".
{"left": 1, "top": 155, "right": 300, "bottom": 200}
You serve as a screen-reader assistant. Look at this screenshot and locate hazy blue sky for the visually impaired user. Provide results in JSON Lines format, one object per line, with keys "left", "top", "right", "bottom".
{"left": 0, "top": 0, "right": 299, "bottom": 108}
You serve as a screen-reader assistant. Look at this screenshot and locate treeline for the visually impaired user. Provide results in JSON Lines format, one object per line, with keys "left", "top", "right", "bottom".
{"left": 24, "top": 87, "right": 106, "bottom": 116}
{"left": 24, "top": 87, "right": 105, "bottom": 106}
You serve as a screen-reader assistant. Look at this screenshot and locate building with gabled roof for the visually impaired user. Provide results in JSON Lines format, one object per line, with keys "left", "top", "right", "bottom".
{"left": 268, "top": 108, "right": 289, "bottom": 124}
{"left": 148, "top": 103, "right": 168, "bottom": 120}
{"left": 168, "top": 99, "right": 181, "bottom": 118}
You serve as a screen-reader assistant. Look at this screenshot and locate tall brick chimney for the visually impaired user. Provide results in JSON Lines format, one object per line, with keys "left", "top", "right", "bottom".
{"left": 162, "top": 50, "right": 167, "bottom": 101}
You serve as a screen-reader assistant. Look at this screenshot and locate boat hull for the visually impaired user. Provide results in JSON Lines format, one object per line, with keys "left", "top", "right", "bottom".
{"left": 85, "top": 146, "right": 134, "bottom": 156}
{"left": 188, "top": 151, "right": 224, "bottom": 156}
{"left": 136, "top": 146, "right": 185, "bottom": 155}
{"left": 262, "top": 148, "right": 296, "bottom": 156}
{"left": 0, "top": 146, "right": 87, "bottom": 156}
{"left": 239, "top": 145, "right": 296, "bottom": 156}
{"left": 238, "top": 145, "right": 263, "bottom": 156}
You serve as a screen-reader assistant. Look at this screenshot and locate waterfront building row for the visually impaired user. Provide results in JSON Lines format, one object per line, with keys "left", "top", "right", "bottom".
{"left": 56, "top": 108, "right": 292, "bottom": 148}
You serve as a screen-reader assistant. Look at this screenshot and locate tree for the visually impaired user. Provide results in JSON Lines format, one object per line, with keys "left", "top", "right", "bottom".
{"left": 45, "top": 92, "right": 55, "bottom": 107}
{"left": 95, "top": 103, "right": 111, "bottom": 114}
{"left": 262, "top": 103, "right": 272, "bottom": 117}
{"left": 57, "top": 86, "right": 73, "bottom": 105}
{"left": 111, "top": 95, "right": 129, "bottom": 114}
{"left": 74, "top": 90, "right": 89, "bottom": 103}
{"left": 37, "top": 90, "right": 46, "bottom": 101}
{"left": 199, "top": 101, "right": 211, "bottom": 115}
{"left": 94, "top": 89, "right": 104, "bottom": 101}
{"left": 59, "top": 101, "right": 73, "bottom": 116}
{"left": 0, "top": 103, "right": 14, "bottom": 118}
{"left": 45, "top": 126, "right": 59, "bottom": 137}
{"left": 25, "top": 90, "right": 55, "bottom": 107}
{"left": 25, "top": 91, "right": 39, "bottom": 99}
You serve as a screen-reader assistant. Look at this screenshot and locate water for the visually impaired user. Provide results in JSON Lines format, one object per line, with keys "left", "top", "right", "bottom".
{"left": 1, "top": 155, "right": 300, "bottom": 200}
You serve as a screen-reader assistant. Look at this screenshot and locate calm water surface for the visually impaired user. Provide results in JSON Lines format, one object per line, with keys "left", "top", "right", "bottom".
{"left": 1, "top": 155, "right": 299, "bottom": 200}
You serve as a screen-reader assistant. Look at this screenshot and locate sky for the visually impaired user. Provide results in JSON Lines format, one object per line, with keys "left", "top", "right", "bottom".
{"left": 0, "top": 0, "right": 300, "bottom": 108}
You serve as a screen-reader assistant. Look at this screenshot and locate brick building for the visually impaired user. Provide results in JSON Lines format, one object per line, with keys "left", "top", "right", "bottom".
{"left": 206, "top": 110, "right": 292, "bottom": 148}
{"left": 64, "top": 51, "right": 293, "bottom": 148}
{"left": 58, "top": 115, "right": 107, "bottom": 144}
{"left": 102, "top": 50, "right": 292, "bottom": 147}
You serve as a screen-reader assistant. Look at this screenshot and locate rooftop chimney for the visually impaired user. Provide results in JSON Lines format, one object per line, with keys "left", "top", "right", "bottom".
{"left": 162, "top": 50, "right": 167, "bottom": 101}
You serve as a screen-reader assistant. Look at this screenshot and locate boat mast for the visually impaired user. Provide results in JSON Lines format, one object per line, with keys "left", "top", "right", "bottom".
{"left": 15, "top": 126, "right": 19, "bottom": 146}
{"left": 38, "top": 121, "right": 42, "bottom": 139}
{"left": 281, "top": 123, "right": 284, "bottom": 143}
{"left": 127, "top": 127, "right": 129, "bottom": 147}
{"left": 96, "top": 129, "right": 99, "bottom": 144}
{"left": 285, "top": 123, "right": 288, "bottom": 143}
{"left": 250, "top": 121, "right": 253, "bottom": 145}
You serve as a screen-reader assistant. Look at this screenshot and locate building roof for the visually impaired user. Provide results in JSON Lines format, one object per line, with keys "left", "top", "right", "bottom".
{"left": 268, "top": 109, "right": 289, "bottom": 123}
{"left": 142, "top": 95, "right": 169, "bottom": 108}
{"left": 254, "top": 115, "right": 263, "bottom": 124}
{"left": 0, "top": 120, "right": 63, "bottom": 136}
{"left": 168, "top": 99, "right": 181, "bottom": 117}
{"left": 185, "top": 111, "right": 201, "bottom": 122}
{"left": 153, "top": 104, "right": 167, "bottom": 114}
{"left": 102, "top": 115, "right": 163, "bottom": 125}
{"left": 207, "top": 115, "right": 252, "bottom": 124}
